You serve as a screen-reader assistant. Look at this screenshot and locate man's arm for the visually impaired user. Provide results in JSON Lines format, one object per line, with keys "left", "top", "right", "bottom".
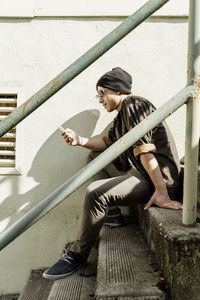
{"left": 140, "top": 153, "right": 182, "bottom": 210}
{"left": 79, "top": 136, "right": 108, "bottom": 151}
{"left": 62, "top": 128, "right": 108, "bottom": 151}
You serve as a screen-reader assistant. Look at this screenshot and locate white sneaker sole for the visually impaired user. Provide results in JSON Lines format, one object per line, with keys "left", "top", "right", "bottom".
{"left": 43, "top": 263, "right": 85, "bottom": 280}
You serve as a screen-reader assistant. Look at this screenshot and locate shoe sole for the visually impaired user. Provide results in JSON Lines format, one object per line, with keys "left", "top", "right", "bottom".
{"left": 42, "top": 263, "right": 86, "bottom": 280}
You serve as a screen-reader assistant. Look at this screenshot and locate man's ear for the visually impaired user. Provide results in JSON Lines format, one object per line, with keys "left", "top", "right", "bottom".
{"left": 117, "top": 92, "right": 121, "bottom": 95}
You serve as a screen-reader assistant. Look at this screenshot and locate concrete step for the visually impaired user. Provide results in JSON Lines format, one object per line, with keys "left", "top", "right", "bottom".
{"left": 47, "top": 247, "right": 97, "bottom": 300}
{"left": 18, "top": 247, "right": 97, "bottom": 300}
{"left": 18, "top": 270, "right": 53, "bottom": 300}
{"left": 0, "top": 296, "right": 19, "bottom": 300}
{"left": 136, "top": 206, "right": 200, "bottom": 300}
{"left": 96, "top": 221, "right": 166, "bottom": 300}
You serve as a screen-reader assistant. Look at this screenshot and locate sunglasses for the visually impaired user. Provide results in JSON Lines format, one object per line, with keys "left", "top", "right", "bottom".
{"left": 96, "top": 89, "right": 105, "bottom": 99}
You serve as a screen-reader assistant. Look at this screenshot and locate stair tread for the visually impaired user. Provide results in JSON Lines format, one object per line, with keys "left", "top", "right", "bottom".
{"left": 47, "top": 247, "right": 97, "bottom": 300}
{"left": 0, "top": 296, "right": 19, "bottom": 300}
{"left": 144, "top": 207, "right": 200, "bottom": 234}
{"left": 18, "top": 270, "right": 53, "bottom": 300}
{"left": 96, "top": 222, "right": 165, "bottom": 299}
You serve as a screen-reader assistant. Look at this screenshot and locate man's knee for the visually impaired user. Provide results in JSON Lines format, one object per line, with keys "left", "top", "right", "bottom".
{"left": 85, "top": 182, "right": 107, "bottom": 209}
{"left": 86, "top": 182, "right": 100, "bottom": 201}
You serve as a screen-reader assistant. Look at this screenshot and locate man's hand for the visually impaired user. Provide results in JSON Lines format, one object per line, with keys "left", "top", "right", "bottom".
{"left": 60, "top": 128, "right": 107, "bottom": 151}
{"left": 139, "top": 152, "right": 182, "bottom": 211}
{"left": 144, "top": 190, "right": 183, "bottom": 210}
{"left": 62, "top": 128, "right": 82, "bottom": 146}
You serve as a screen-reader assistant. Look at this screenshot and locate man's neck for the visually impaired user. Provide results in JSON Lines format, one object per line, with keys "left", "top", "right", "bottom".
{"left": 116, "top": 94, "right": 129, "bottom": 112}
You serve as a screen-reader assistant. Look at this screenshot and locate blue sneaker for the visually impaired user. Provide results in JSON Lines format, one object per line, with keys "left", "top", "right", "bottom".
{"left": 103, "top": 213, "right": 124, "bottom": 227}
{"left": 43, "top": 250, "right": 86, "bottom": 280}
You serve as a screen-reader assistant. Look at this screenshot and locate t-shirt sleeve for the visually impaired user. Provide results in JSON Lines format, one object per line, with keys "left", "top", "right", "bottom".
{"left": 133, "top": 143, "right": 156, "bottom": 158}
{"left": 122, "top": 98, "right": 157, "bottom": 158}
{"left": 102, "top": 135, "right": 112, "bottom": 147}
{"left": 102, "top": 119, "right": 118, "bottom": 147}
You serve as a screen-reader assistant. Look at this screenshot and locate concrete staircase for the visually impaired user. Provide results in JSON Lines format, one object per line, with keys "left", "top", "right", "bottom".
{"left": 4, "top": 166, "right": 200, "bottom": 300}
{"left": 17, "top": 220, "right": 166, "bottom": 300}
{"left": 17, "top": 246, "right": 97, "bottom": 300}
{"left": 96, "top": 222, "right": 166, "bottom": 300}
{"left": 136, "top": 206, "right": 200, "bottom": 300}
{"left": 0, "top": 296, "right": 19, "bottom": 300}
{"left": 134, "top": 165, "right": 200, "bottom": 300}
{"left": 6, "top": 210, "right": 200, "bottom": 300}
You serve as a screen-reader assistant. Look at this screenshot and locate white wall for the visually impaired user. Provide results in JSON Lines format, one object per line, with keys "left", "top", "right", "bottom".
{"left": 0, "top": 1, "right": 188, "bottom": 295}
{"left": 0, "top": 0, "right": 189, "bottom": 17}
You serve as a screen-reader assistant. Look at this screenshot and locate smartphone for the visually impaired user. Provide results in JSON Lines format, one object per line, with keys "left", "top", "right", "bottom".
{"left": 58, "top": 125, "right": 66, "bottom": 133}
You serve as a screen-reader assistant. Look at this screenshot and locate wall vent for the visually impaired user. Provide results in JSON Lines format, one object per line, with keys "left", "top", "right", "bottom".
{"left": 0, "top": 94, "right": 17, "bottom": 167}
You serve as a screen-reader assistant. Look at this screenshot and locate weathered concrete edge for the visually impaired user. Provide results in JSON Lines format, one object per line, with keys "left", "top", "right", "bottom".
{"left": 136, "top": 206, "right": 200, "bottom": 300}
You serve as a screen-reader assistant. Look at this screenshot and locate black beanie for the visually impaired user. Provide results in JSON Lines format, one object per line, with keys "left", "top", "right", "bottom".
{"left": 96, "top": 67, "right": 132, "bottom": 94}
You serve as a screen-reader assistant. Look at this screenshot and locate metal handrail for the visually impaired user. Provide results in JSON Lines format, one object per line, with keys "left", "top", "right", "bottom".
{"left": 183, "top": 0, "right": 200, "bottom": 225}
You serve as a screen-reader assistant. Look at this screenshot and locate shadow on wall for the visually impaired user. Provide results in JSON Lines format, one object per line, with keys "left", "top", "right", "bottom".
{"left": 0, "top": 109, "right": 112, "bottom": 233}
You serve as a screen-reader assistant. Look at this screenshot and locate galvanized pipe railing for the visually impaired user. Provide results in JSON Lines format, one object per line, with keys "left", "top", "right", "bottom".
{"left": 183, "top": 0, "right": 200, "bottom": 226}
{"left": 0, "top": 0, "right": 169, "bottom": 138}
{"left": 0, "top": 85, "right": 194, "bottom": 250}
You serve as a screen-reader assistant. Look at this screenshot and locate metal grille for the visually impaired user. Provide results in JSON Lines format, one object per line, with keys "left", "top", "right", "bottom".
{"left": 0, "top": 94, "right": 17, "bottom": 167}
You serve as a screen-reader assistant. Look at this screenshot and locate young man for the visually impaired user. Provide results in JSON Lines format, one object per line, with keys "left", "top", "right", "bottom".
{"left": 43, "top": 67, "right": 182, "bottom": 280}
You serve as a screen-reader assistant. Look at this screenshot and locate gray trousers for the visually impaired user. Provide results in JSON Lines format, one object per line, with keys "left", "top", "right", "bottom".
{"left": 69, "top": 151, "right": 153, "bottom": 260}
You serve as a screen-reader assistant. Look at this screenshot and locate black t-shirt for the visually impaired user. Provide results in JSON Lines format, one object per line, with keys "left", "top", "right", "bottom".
{"left": 103, "top": 95, "right": 181, "bottom": 199}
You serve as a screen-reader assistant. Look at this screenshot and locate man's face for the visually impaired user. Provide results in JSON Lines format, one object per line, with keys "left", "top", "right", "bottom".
{"left": 96, "top": 86, "right": 122, "bottom": 112}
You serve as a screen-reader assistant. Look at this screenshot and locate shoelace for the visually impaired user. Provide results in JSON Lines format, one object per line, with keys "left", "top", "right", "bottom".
{"left": 61, "top": 250, "right": 74, "bottom": 264}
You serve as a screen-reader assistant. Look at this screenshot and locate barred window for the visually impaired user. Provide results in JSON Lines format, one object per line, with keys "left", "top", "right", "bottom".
{"left": 0, "top": 94, "right": 17, "bottom": 168}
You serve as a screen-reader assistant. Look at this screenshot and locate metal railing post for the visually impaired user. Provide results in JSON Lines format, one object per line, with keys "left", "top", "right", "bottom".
{"left": 183, "top": 0, "right": 200, "bottom": 225}
{"left": 0, "top": 0, "right": 169, "bottom": 138}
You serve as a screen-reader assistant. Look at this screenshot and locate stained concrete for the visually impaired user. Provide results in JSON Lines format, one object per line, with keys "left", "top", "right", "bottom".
{"left": 96, "top": 222, "right": 166, "bottom": 300}
{"left": 17, "top": 247, "right": 97, "bottom": 300}
{"left": 137, "top": 206, "right": 200, "bottom": 300}
{"left": 47, "top": 247, "right": 97, "bottom": 300}
{"left": 18, "top": 270, "right": 53, "bottom": 300}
